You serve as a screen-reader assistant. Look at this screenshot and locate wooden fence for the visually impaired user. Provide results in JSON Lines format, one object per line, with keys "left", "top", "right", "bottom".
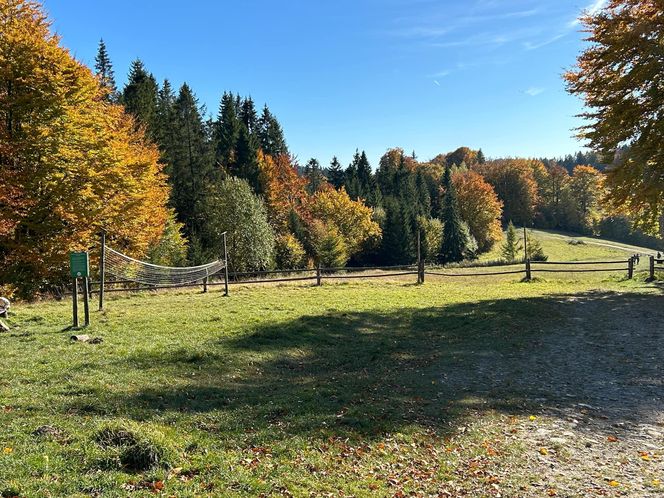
{"left": 648, "top": 256, "right": 664, "bottom": 281}
{"left": 86, "top": 258, "right": 634, "bottom": 296}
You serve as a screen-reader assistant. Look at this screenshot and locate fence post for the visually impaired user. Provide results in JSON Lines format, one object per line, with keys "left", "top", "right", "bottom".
{"left": 316, "top": 263, "right": 322, "bottom": 286}
{"left": 98, "top": 230, "right": 106, "bottom": 311}
{"left": 222, "top": 232, "right": 229, "bottom": 296}
{"left": 627, "top": 257, "right": 634, "bottom": 279}
{"left": 525, "top": 259, "right": 532, "bottom": 281}
{"left": 416, "top": 230, "right": 422, "bottom": 284}
{"left": 649, "top": 255, "right": 655, "bottom": 281}
{"left": 72, "top": 278, "right": 79, "bottom": 328}
{"left": 203, "top": 276, "right": 208, "bottom": 293}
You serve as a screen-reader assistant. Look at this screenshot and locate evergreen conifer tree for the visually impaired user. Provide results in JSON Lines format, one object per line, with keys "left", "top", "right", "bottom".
{"left": 439, "top": 166, "right": 468, "bottom": 263}
{"left": 121, "top": 59, "right": 159, "bottom": 139}
{"left": 94, "top": 39, "right": 117, "bottom": 102}
{"left": 257, "top": 105, "right": 287, "bottom": 156}
{"left": 240, "top": 97, "right": 258, "bottom": 134}
{"left": 214, "top": 92, "right": 241, "bottom": 171}
{"left": 235, "top": 123, "right": 261, "bottom": 192}
{"left": 327, "top": 156, "right": 345, "bottom": 189}
{"left": 155, "top": 79, "right": 177, "bottom": 171}
{"left": 304, "top": 158, "right": 326, "bottom": 193}
{"left": 500, "top": 221, "right": 522, "bottom": 262}
{"left": 170, "top": 84, "right": 214, "bottom": 237}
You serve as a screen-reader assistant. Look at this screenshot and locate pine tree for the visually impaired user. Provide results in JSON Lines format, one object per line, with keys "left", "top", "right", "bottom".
{"left": 94, "top": 39, "right": 117, "bottom": 102}
{"left": 477, "top": 148, "right": 486, "bottom": 164}
{"left": 170, "top": 84, "right": 214, "bottom": 237}
{"left": 257, "top": 105, "right": 287, "bottom": 156}
{"left": 327, "top": 156, "right": 345, "bottom": 189}
{"left": 155, "top": 79, "right": 177, "bottom": 171}
{"left": 214, "top": 92, "right": 241, "bottom": 172}
{"left": 380, "top": 197, "right": 414, "bottom": 264}
{"left": 439, "top": 166, "right": 468, "bottom": 263}
{"left": 121, "top": 59, "right": 159, "bottom": 139}
{"left": 235, "top": 123, "right": 261, "bottom": 192}
{"left": 356, "top": 150, "right": 374, "bottom": 200}
{"left": 304, "top": 158, "right": 326, "bottom": 193}
{"left": 500, "top": 221, "right": 522, "bottom": 262}
{"left": 240, "top": 96, "right": 258, "bottom": 134}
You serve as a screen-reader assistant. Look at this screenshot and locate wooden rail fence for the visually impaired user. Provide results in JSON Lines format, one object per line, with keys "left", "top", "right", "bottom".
{"left": 84, "top": 258, "right": 634, "bottom": 296}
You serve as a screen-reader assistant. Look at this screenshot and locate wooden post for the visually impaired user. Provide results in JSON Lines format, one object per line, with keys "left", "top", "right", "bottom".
{"left": 222, "top": 232, "right": 229, "bottom": 297}
{"left": 203, "top": 276, "right": 208, "bottom": 293}
{"left": 416, "top": 230, "right": 422, "bottom": 284}
{"left": 72, "top": 278, "right": 79, "bottom": 328}
{"left": 98, "top": 230, "right": 106, "bottom": 311}
{"left": 83, "top": 277, "right": 90, "bottom": 327}
{"left": 628, "top": 257, "right": 634, "bottom": 279}
{"left": 649, "top": 255, "right": 655, "bottom": 281}
{"left": 316, "top": 263, "right": 322, "bottom": 286}
{"left": 525, "top": 259, "right": 532, "bottom": 281}
{"left": 523, "top": 226, "right": 528, "bottom": 262}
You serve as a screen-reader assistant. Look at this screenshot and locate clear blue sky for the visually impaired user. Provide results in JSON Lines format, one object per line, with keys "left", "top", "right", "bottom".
{"left": 43, "top": 0, "right": 604, "bottom": 167}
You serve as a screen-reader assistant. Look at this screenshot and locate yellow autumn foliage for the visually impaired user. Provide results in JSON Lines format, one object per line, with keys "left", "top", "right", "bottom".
{"left": 0, "top": 0, "right": 169, "bottom": 296}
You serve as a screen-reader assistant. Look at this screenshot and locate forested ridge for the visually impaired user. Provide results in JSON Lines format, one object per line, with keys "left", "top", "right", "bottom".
{"left": 1, "top": 0, "right": 661, "bottom": 298}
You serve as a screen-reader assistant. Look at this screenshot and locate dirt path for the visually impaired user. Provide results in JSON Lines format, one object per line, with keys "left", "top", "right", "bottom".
{"left": 440, "top": 291, "right": 664, "bottom": 496}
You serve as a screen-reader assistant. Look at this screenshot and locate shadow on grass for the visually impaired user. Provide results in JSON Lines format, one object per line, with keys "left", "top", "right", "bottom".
{"left": 100, "top": 290, "right": 664, "bottom": 440}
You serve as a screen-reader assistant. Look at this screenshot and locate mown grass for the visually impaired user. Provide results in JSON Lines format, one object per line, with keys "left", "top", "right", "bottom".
{"left": 1, "top": 266, "right": 660, "bottom": 496}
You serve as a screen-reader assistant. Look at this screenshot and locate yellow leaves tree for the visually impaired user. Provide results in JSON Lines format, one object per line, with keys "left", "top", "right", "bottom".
{"left": 0, "top": 0, "right": 169, "bottom": 296}
{"left": 570, "top": 165, "right": 604, "bottom": 229}
{"left": 309, "top": 187, "right": 381, "bottom": 258}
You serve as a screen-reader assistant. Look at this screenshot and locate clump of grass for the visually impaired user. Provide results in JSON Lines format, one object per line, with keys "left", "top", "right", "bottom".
{"left": 93, "top": 423, "right": 173, "bottom": 472}
{"left": 568, "top": 239, "right": 586, "bottom": 246}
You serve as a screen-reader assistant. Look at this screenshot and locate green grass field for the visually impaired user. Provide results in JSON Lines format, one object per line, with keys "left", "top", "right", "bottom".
{"left": 1, "top": 234, "right": 663, "bottom": 497}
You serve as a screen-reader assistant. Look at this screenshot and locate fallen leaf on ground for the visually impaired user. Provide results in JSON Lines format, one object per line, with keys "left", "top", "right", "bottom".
{"left": 539, "top": 447, "right": 549, "bottom": 455}
{"left": 607, "top": 435, "right": 618, "bottom": 442}
{"left": 608, "top": 480, "right": 619, "bottom": 487}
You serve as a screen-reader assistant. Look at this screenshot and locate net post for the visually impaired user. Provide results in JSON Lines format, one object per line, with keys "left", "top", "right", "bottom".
{"left": 83, "top": 277, "right": 90, "bottom": 326}
{"left": 222, "top": 232, "right": 230, "bottom": 296}
{"left": 98, "top": 229, "right": 106, "bottom": 311}
{"left": 203, "top": 275, "right": 208, "bottom": 293}
{"left": 72, "top": 278, "right": 79, "bottom": 328}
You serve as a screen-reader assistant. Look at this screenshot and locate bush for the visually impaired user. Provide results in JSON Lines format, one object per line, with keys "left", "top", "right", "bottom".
{"left": 526, "top": 236, "right": 548, "bottom": 261}
{"left": 275, "top": 233, "right": 307, "bottom": 269}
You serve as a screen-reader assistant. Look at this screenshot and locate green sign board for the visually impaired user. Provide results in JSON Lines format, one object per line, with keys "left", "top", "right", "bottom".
{"left": 70, "top": 252, "right": 89, "bottom": 278}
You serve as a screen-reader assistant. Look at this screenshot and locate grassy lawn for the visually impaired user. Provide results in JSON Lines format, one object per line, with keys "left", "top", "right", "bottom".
{"left": 1, "top": 268, "right": 662, "bottom": 496}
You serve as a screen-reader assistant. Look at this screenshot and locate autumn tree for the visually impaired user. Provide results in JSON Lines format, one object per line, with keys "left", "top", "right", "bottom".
{"left": 0, "top": 0, "right": 170, "bottom": 296}
{"left": 570, "top": 165, "right": 603, "bottom": 230}
{"left": 452, "top": 170, "right": 503, "bottom": 252}
{"left": 565, "top": 0, "right": 664, "bottom": 233}
{"left": 476, "top": 159, "right": 539, "bottom": 226}
{"left": 309, "top": 187, "right": 381, "bottom": 258}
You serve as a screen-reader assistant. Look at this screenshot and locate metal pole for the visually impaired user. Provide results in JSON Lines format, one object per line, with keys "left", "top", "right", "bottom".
{"left": 222, "top": 232, "right": 229, "bottom": 296}
{"left": 99, "top": 230, "right": 106, "bottom": 311}
{"left": 72, "top": 278, "right": 79, "bottom": 328}
{"left": 83, "top": 277, "right": 90, "bottom": 326}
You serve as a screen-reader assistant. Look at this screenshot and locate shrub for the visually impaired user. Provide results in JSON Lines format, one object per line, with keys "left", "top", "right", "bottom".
{"left": 93, "top": 423, "right": 174, "bottom": 472}
{"left": 275, "top": 233, "right": 307, "bottom": 269}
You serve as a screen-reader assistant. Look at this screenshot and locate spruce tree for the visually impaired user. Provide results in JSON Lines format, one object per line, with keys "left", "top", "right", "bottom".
{"left": 380, "top": 197, "right": 415, "bottom": 264}
{"left": 304, "top": 158, "right": 326, "bottom": 193}
{"left": 155, "top": 79, "right": 177, "bottom": 171}
{"left": 214, "top": 92, "right": 241, "bottom": 172}
{"left": 356, "top": 150, "right": 374, "bottom": 200}
{"left": 170, "top": 84, "right": 214, "bottom": 237}
{"left": 439, "top": 166, "right": 468, "bottom": 263}
{"left": 94, "top": 39, "right": 117, "bottom": 102}
{"left": 235, "top": 123, "right": 261, "bottom": 192}
{"left": 121, "top": 59, "right": 159, "bottom": 139}
{"left": 257, "top": 105, "right": 287, "bottom": 156}
{"left": 240, "top": 96, "right": 258, "bottom": 134}
{"left": 327, "top": 156, "right": 345, "bottom": 189}
{"left": 477, "top": 148, "right": 486, "bottom": 164}
{"left": 500, "top": 221, "right": 522, "bottom": 262}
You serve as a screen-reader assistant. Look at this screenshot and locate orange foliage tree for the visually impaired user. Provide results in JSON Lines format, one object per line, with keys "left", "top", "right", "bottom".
{"left": 0, "top": 0, "right": 169, "bottom": 297}
{"left": 476, "top": 159, "right": 539, "bottom": 225}
{"left": 452, "top": 170, "right": 503, "bottom": 252}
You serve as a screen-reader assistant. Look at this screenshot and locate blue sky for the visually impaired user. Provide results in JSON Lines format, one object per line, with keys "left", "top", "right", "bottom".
{"left": 43, "top": 0, "right": 605, "bottom": 167}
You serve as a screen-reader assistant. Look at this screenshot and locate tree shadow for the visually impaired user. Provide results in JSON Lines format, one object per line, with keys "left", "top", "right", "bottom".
{"left": 100, "top": 289, "right": 664, "bottom": 442}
